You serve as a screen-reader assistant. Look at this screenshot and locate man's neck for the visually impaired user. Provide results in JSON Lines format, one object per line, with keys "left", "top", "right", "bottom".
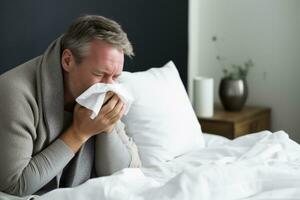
{"left": 62, "top": 70, "right": 75, "bottom": 112}
{"left": 64, "top": 88, "right": 76, "bottom": 112}
{"left": 64, "top": 100, "right": 75, "bottom": 112}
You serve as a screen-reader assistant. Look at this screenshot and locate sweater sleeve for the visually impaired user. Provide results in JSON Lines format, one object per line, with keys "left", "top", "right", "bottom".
{"left": 0, "top": 88, "right": 74, "bottom": 196}
{"left": 95, "top": 121, "right": 142, "bottom": 177}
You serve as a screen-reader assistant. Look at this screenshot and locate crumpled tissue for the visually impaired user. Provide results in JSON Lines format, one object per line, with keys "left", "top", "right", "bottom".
{"left": 76, "top": 83, "right": 134, "bottom": 119}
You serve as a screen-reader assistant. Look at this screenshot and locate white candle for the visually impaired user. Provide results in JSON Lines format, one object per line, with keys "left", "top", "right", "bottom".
{"left": 193, "top": 77, "right": 214, "bottom": 117}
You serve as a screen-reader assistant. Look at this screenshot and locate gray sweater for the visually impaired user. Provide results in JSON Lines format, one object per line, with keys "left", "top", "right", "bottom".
{"left": 0, "top": 36, "right": 141, "bottom": 197}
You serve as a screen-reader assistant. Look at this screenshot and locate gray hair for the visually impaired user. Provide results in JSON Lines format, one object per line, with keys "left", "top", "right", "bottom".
{"left": 61, "top": 15, "right": 134, "bottom": 63}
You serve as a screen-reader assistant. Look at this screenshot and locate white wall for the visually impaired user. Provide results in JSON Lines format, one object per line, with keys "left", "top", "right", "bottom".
{"left": 188, "top": 0, "right": 300, "bottom": 142}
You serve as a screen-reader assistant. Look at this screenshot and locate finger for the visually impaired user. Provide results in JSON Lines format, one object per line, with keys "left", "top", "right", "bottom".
{"left": 120, "top": 104, "right": 126, "bottom": 116}
{"left": 100, "top": 94, "right": 119, "bottom": 114}
{"left": 74, "top": 103, "right": 93, "bottom": 120}
{"left": 74, "top": 103, "right": 81, "bottom": 112}
{"left": 75, "top": 103, "right": 88, "bottom": 114}
{"left": 105, "top": 100, "right": 124, "bottom": 120}
{"left": 108, "top": 104, "right": 125, "bottom": 123}
{"left": 103, "top": 91, "right": 114, "bottom": 105}
{"left": 79, "top": 105, "right": 93, "bottom": 117}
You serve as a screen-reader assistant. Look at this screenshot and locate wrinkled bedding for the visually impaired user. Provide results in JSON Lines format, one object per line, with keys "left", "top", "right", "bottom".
{"left": 2, "top": 131, "right": 300, "bottom": 200}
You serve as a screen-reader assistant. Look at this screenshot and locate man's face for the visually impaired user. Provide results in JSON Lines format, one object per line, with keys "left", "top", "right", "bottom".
{"left": 62, "top": 39, "right": 124, "bottom": 101}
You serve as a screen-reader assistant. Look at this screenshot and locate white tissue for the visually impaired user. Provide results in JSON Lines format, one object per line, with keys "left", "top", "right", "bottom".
{"left": 76, "top": 83, "right": 134, "bottom": 119}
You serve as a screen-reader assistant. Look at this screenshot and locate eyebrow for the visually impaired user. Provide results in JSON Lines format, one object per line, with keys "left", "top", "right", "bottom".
{"left": 93, "top": 69, "right": 121, "bottom": 77}
{"left": 93, "top": 69, "right": 109, "bottom": 75}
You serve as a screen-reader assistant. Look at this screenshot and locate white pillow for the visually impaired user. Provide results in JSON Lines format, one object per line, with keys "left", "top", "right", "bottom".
{"left": 119, "top": 61, "right": 205, "bottom": 166}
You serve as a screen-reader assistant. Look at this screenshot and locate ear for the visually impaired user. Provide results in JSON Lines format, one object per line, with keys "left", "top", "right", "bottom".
{"left": 61, "top": 49, "right": 75, "bottom": 72}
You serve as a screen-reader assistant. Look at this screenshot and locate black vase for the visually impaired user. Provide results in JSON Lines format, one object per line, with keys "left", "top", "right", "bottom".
{"left": 219, "top": 78, "right": 248, "bottom": 111}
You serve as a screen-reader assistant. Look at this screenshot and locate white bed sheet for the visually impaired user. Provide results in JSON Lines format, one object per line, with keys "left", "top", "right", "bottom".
{"left": 202, "top": 132, "right": 231, "bottom": 147}
{"left": 35, "top": 130, "right": 300, "bottom": 200}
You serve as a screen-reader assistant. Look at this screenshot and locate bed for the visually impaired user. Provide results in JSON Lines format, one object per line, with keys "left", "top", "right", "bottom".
{"left": 38, "top": 131, "right": 300, "bottom": 200}
{"left": 1, "top": 61, "right": 300, "bottom": 200}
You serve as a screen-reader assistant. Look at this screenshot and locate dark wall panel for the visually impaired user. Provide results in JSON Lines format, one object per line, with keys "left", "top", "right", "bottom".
{"left": 0, "top": 0, "right": 187, "bottom": 85}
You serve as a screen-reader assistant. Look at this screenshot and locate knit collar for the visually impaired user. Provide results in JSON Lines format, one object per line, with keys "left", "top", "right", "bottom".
{"left": 38, "top": 35, "right": 64, "bottom": 142}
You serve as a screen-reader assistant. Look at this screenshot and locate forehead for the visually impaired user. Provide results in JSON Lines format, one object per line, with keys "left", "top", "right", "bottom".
{"left": 86, "top": 39, "right": 124, "bottom": 73}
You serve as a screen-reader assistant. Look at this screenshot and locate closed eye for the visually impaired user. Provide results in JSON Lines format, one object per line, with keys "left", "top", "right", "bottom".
{"left": 93, "top": 73, "right": 104, "bottom": 77}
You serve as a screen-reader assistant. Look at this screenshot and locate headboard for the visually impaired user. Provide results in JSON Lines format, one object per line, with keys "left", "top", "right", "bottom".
{"left": 0, "top": 0, "right": 187, "bottom": 86}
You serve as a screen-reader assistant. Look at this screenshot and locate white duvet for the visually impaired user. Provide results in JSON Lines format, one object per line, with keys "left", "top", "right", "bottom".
{"left": 33, "top": 131, "right": 300, "bottom": 199}
{"left": 0, "top": 131, "right": 300, "bottom": 200}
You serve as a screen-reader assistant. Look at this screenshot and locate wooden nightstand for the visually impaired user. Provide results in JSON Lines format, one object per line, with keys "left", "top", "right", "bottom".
{"left": 198, "top": 105, "right": 271, "bottom": 139}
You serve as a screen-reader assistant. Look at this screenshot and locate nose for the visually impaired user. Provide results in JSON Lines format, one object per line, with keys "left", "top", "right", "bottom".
{"left": 107, "top": 79, "right": 114, "bottom": 84}
{"left": 102, "top": 76, "right": 115, "bottom": 84}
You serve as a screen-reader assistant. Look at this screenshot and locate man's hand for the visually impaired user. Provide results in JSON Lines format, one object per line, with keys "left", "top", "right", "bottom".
{"left": 100, "top": 92, "right": 125, "bottom": 134}
{"left": 60, "top": 92, "right": 125, "bottom": 153}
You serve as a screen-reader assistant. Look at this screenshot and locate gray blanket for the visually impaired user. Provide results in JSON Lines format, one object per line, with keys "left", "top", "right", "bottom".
{"left": 0, "top": 36, "right": 141, "bottom": 198}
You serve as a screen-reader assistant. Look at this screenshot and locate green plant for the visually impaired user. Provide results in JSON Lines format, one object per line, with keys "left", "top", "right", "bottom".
{"left": 212, "top": 35, "right": 254, "bottom": 80}
{"left": 219, "top": 59, "right": 254, "bottom": 80}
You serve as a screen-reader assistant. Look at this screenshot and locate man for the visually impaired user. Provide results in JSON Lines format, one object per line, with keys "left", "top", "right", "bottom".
{"left": 0, "top": 15, "right": 141, "bottom": 196}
